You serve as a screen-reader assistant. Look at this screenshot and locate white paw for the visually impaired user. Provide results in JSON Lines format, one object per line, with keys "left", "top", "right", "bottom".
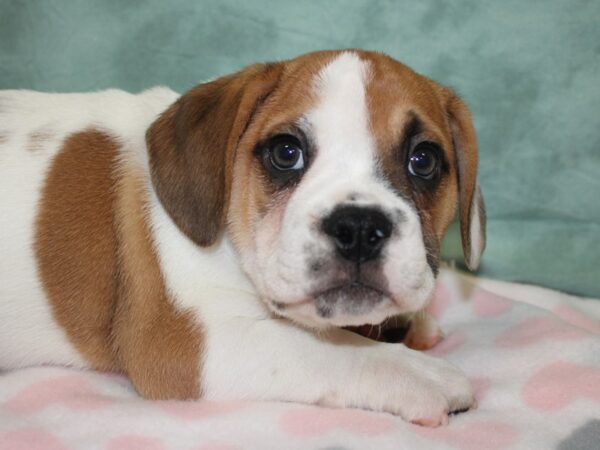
{"left": 330, "top": 345, "right": 476, "bottom": 426}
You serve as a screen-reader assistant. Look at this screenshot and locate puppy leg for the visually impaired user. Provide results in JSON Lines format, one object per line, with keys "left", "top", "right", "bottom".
{"left": 201, "top": 314, "right": 475, "bottom": 426}
{"left": 403, "top": 310, "right": 444, "bottom": 351}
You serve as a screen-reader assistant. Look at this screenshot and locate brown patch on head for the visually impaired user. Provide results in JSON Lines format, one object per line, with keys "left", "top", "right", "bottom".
{"left": 112, "top": 166, "right": 202, "bottom": 400}
{"left": 359, "top": 51, "right": 482, "bottom": 270}
{"left": 147, "top": 62, "right": 284, "bottom": 248}
{"left": 227, "top": 51, "right": 339, "bottom": 251}
{"left": 149, "top": 49, "right": 482, "bottom": 274}
{"left": 146, "top": 50, "right": 338, "bottom": 254}
{"left": 362, "top": 52, "right": 457, "bottom": 229}
{"left": 27, "top": 128, "right": 56, "bottom": 153}
{"left": 35, "top": 129, "right": 202, "bottom": 399}
{"left": 35, "top": 130, "right": 121, "bottom": 371}
{"left": 445, "top": 93, "right": 486, "bottom": 269}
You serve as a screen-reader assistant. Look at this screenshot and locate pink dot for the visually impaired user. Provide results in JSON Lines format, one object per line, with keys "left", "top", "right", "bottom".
{"left": 0, "top": 428, "right": 67, "bottom": 450}
{"left": 5, "top": 375, "right": 113, "bottom": 413}
{"left": 192, "top": 444, "right": 241, "bottom": 450}
{"left": 495, "top": 316, "right": 585, "bottom": 348}
{"left": 427, "top": 330, "right": 467, "bottom": 356}
{"left": 472, "top": 289, "right": 512, "bottom": 318}
{"left": 159, "top": 400, "right": 249, "bottom": 420}
{"left": 107, "top": 436, "right": 165, "bottom": 450}
{"left": 553, "top": 304, "right": 600, "bottom": 334}
{"left": 280, "top": 407, "right": 395, "bottom": 436}
{"left": 426, "top": 282, "right": 451, "bottom": 320}
{"left": 522, "top": 361, "right": 600, "bottom": 411}
{"left": 416, "top": 420, "right": 518, "bottom": 450}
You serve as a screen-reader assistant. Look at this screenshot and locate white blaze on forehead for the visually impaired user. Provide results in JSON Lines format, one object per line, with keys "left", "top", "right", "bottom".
{"left": 305, "top": 52, "right": 375, "bottom": 179}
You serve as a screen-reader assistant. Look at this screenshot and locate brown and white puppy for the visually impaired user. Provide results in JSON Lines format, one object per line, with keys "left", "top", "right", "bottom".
{"left": 0, "top": 50, "right": 485, "bottom": 426}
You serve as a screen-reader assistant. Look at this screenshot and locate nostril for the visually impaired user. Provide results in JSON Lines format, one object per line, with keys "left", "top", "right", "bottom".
{"left": 334, "top": 223, "right": 356, "bottom": 248}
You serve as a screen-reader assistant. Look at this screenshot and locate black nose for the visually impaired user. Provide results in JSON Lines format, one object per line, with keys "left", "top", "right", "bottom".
{"left": 322, "top": 206, "right": 393, "bottom": 263}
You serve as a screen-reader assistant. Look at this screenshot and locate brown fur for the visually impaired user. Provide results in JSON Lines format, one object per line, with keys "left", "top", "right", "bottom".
{"left": 227, "top": 51, "right": 338, "bottom": 251}
{"left": 35, "top": 130, "right": 201, "bottom": 399}
{"left": 0, "top": 132, "right": 9, "bottom": 145}
{"left": 360, "top": 51, "right": 481, "bottom": 268}
{"left": 360, "top": 53, "right": 455, "bottom": 271}
{"left": 148, "top": 51, "right": 339, "bottom": 254}
{"left": 147, "top": 63, "right": 285, "bottom": 248}
{"left": 35, "top": 130, "right": 121, "bottom": 371}
{"left": 445, "top": 93, "right": 485, "bottom": 269}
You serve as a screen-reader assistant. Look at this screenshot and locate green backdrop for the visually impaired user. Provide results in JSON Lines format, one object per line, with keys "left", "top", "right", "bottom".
{"left": 1, "top": 0, "right": 598, "bottom": 297}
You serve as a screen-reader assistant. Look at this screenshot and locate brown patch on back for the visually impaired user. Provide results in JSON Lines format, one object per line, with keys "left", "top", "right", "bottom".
{"left": 35, "top": 130, "right": 121, "bottom": 371}
{"left": 36, "top": 129, "right": 202, "bottom": 399}
{"left": 27, "top": 128, "right": 56, "bottom": 152}
{"left": 112, "top": 167, "right": 202, "bottom": 400}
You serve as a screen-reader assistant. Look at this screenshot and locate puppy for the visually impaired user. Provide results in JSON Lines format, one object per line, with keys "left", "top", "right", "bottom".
{"left": 0, "top": 50, "right": 485, "bottom": 426}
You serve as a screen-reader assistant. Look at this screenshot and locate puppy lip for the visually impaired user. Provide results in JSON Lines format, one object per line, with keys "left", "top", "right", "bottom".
{"left": 313, "top": 281, "right": 387, "bottom": 299}
{"left": 267, "top": 281, "right": 388, "bottom": 311}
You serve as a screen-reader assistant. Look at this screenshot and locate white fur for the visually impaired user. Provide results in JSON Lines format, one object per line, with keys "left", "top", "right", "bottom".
{"left": 0, "top": 88, "right": 178, "bottom": 369}
{"left": 242, "top": 52, "right": 435, "bottom": 328}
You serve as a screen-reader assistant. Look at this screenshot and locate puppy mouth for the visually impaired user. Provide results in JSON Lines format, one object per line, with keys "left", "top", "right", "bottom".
{"left": 314, "top": 282, "right": 386, "bottom": 304}
{"left": 312, "top": 282, "right": 388, "bottom": 319}
{"left": 269, "top": 282, "right": 387, "bottom": 312}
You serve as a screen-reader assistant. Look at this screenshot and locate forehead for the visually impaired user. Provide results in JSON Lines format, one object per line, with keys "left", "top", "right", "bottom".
{"left": 252, "top": 51, "right": 452, "bottom": 151}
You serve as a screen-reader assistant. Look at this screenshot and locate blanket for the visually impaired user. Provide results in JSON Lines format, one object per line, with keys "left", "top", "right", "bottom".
{"left": 1, "top": 268, "right": 599, "bottom": 450}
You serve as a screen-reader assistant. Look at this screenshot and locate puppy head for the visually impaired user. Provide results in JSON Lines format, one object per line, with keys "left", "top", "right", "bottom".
{"left": 147, "top": 50, "right": 486, "bottom": 328}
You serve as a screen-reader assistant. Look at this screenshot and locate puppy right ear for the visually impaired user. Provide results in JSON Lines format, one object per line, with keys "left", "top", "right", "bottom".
{"left": 445, "top": 91, "right": 486, "bottom": 271}
{"left": 146, "top": 63, "right": 282, "bottom": 247}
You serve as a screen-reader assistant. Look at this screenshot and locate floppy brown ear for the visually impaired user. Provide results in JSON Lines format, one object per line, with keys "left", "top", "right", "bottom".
{"left": 446, "top": 93, "right": 486, "bottom": 270}
{"left": 147, "top": 63, "right": 283, "bottom": 247}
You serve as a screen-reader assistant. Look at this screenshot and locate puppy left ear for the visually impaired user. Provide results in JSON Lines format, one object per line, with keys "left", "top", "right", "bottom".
{"left": 146, "top": 63, "right": 283, "bottom": 247}
{"left": 446, "top": 92, "right": 486, "bottom": 271}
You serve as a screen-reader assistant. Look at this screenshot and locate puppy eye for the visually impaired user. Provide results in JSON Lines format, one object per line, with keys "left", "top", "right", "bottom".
{"left": 268, "top": 135, "right": 305, "bottom": 171}
{"left": 408, "top": 142, "right": 440, "bottom": 179}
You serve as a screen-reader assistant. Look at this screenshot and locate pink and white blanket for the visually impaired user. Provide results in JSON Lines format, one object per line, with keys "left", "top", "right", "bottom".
{"left": 1, "top": 268, "right": 599, "bottom": 450}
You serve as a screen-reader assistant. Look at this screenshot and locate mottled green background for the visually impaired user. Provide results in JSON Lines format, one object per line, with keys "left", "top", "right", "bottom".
{"left": 1, "top": 0, "right": 599, "bottom": 297}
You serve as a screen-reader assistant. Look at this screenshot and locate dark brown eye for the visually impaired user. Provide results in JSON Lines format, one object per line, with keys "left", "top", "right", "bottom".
{"left": 268, "top": 136, "right": 305, "bottom": 171}
{"left": 408, "top": 142, "right": 440, "bottom": 179}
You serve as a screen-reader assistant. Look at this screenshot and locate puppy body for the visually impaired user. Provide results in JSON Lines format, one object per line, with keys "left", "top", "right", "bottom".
{"left": 0, "top": 50, "right": 485, "bottom": 425}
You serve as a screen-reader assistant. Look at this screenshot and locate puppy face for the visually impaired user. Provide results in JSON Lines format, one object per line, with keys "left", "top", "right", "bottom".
{"left": 148, "top": 50, "right": 485, "bottom": 329}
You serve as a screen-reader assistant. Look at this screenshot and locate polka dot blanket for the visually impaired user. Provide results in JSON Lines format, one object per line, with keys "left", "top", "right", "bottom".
{"left": 1, "top": 268, "right": 599, "bottom": 450}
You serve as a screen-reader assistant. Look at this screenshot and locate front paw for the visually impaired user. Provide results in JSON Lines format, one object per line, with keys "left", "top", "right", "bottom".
{"left": 347, "top": 347, "right": 475, "bottom": 426}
